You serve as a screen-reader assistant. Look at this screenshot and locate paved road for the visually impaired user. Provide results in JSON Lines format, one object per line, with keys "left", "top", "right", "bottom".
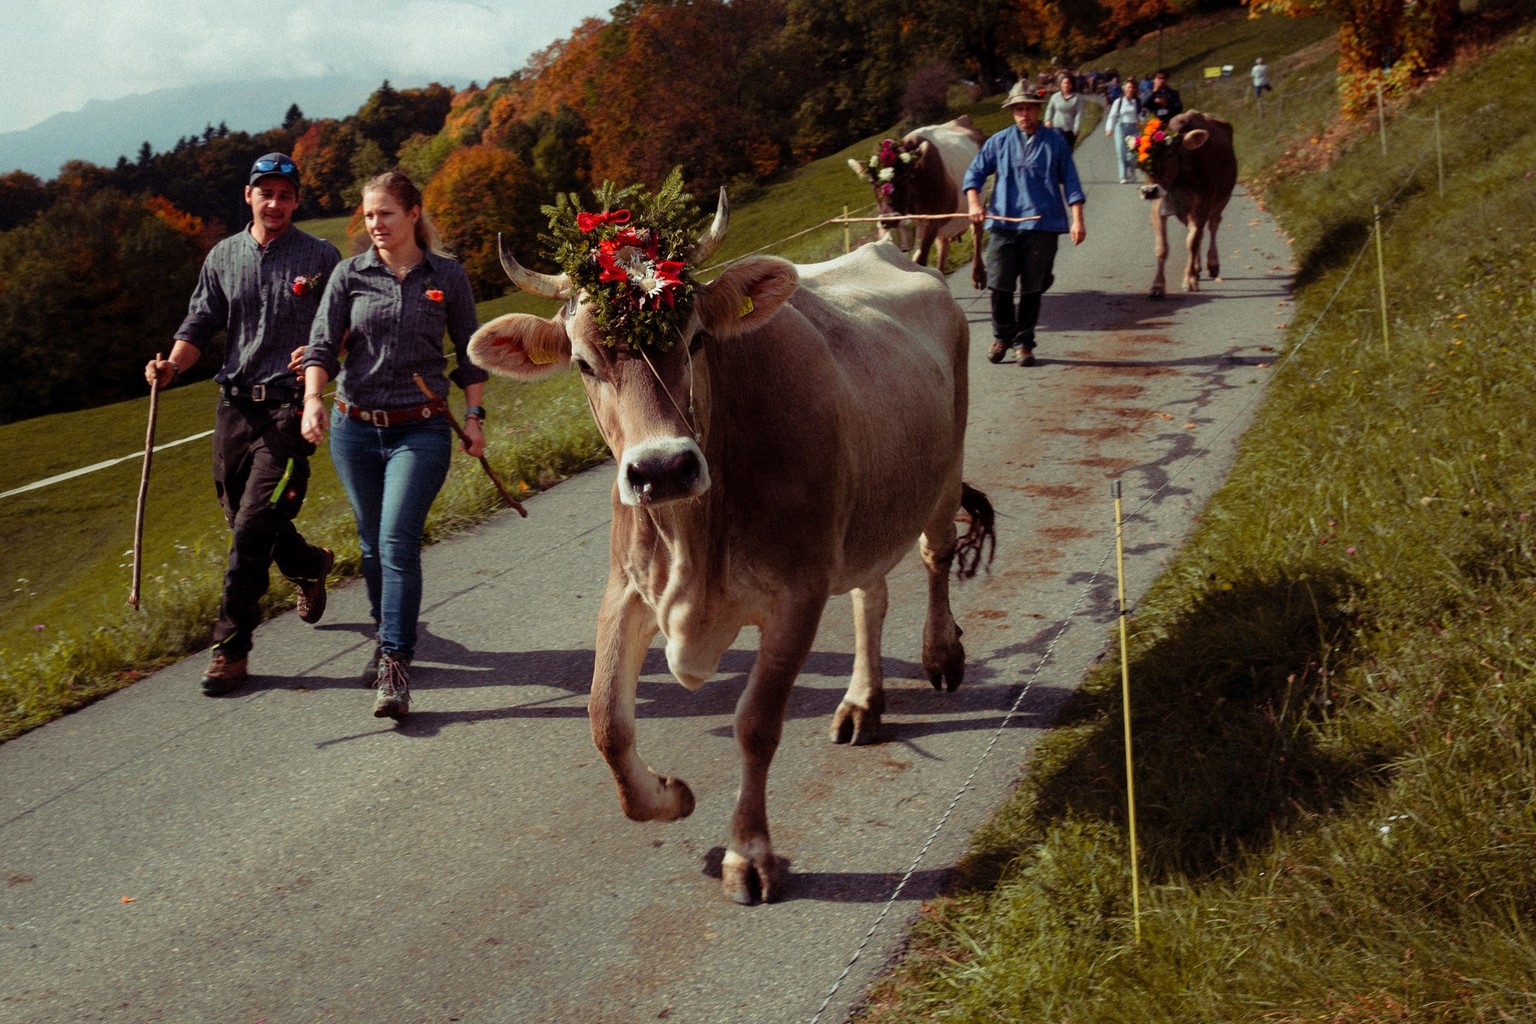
{"left": 1, "top": 125, "right": 1292, "bottom": 1024}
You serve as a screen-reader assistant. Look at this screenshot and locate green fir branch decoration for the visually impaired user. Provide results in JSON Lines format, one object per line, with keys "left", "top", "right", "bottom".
{"left": 540, "top": 168, "right": 707, "bottom": 353}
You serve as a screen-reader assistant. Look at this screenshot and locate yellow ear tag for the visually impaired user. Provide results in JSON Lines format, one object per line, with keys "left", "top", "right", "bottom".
{"left": 526, "top": 338, "right": 557, "bottom": 365}
{"left": 738, "top": 295, "right": 755, "bottom": 319}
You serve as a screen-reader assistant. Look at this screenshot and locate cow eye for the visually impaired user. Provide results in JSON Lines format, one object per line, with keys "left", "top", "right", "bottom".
{"left": 573, "top": 356, "right": 595, "bottom": 377}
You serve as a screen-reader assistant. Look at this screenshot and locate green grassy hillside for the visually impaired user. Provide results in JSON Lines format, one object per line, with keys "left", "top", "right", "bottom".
{"left": 858, "top": 9, "right": 1536, "bottom": 1023}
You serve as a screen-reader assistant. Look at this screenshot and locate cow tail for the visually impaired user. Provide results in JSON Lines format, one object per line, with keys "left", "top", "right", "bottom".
{"left": 954, "top": 482, "right": 997, "bottom": 580}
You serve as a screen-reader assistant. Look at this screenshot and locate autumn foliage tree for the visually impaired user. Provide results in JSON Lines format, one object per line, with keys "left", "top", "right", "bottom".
{"left": 421, "top": 144, "right": 546, "bottom": 297}
{"left": 0, "top": 191, "right": 208, "bottom": 422}
{"left": 1249, "top": 0, "right": 1460, "bottom": 115}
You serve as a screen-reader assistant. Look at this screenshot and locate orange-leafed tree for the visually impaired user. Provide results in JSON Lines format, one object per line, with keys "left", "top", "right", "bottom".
{"left": 421, "top": 144, "right": 545, "bottom": 297}
{"left": 583, "top": 0, "right": 788, "bottom": 191}
{"left": 292, "top": 120, "right": 359, "bottom": 215}
{"left": 1249, "top": 0, "right": 1459, "bottom": 115}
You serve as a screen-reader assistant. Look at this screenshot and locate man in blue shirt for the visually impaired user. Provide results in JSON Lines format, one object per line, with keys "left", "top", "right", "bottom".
{"left": 143, "top": 153, "right": 340, "bottom": 696}
{"left": 965, "top": 82, "right": 1087, "bottom": 366}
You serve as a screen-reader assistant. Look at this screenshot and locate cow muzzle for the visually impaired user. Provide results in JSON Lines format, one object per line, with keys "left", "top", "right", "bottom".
{"left": 618, "top": 438, "right": 710, "bottom": 507}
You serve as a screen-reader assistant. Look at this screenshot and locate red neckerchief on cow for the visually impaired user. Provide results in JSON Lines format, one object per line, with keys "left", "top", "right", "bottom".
{"left": 1132, "top": 117, "right": 1180, "bottom": 173}
{"left": 863, "top": 138, "right": 917, "bottom": 198}
{"left": 542, "top": 168, "right": 706, "bottom": 354}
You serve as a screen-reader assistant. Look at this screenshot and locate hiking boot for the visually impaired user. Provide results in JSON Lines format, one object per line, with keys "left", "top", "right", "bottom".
{"left": 987, "top": 339, "right": 1009, "bottom": 364}
{"left": 1019, "top": 347, "right": 1038, "bottom": 367}
{"left": 294, "top": 547, "right": 335, "bottom": 625}
{"left": 373, "top": 653, "right": 411, "bottom": 719}
{"left": 200, "top": 650, "right": 249, "bottom": 697}
{"left": 359, "top": 644, "right": 385, "bottom": 688}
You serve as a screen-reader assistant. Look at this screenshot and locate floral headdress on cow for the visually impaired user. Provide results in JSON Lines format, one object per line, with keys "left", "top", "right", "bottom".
{"left": 863, "top": 138, "right": 917, "bottom": 198}
{"left": 541, "top": 168, "right": 707, "bottom": 353}
{"left": 1130, "top": 117, "right": 1180, "bottom": 173}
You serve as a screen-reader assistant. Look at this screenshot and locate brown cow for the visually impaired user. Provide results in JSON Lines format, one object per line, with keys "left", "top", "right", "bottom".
{"left": 468, "top": 197, "right": 993, "bottom": 904}
{"left": 1142, "top": 110, "right": 1237, "bottom": 298}
{"left": 849, "top": 117, "right": 987, "bottom": 287}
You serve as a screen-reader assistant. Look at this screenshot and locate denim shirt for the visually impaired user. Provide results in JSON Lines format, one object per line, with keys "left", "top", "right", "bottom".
{"left": 303, "top": 248, "right": 488, "bottom": 409}
{"left": 962, "top": 125, "right": 1086, "bottom": 235}
{"left": 175, "top": 224, "right": 340, "bottom": 390}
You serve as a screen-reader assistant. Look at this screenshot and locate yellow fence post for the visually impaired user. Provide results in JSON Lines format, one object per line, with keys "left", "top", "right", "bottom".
{"left": 1374, "top": 201, "right": 1390, "bottom": 355}
{"left": 1434, "top": 107, "right": 1445, "bottom": 197}
{"left": 843, "top": 206, "right": 851, "bottom": 254}
{"left": 1113, "top": 479, "right": 1143, "bottom": 943}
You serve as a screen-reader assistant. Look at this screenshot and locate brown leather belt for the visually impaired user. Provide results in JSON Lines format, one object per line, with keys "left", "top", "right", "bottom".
{"left": 335, "top": 397, "right": 446, "bottom": 427}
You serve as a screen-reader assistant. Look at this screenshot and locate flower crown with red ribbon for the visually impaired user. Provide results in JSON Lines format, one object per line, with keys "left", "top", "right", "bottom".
{"left": 542, "top": 170, "right": 705, "bottom": 353}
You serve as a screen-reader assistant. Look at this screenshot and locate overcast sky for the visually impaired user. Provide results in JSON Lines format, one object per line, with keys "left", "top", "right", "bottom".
{"left": 2, "top": 0, "right": 617, "bottom": 135}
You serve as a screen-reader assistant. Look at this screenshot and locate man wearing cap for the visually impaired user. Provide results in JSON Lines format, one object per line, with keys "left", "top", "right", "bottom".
{"left": 143, "top": 153, "right": 341, "bottom": 696}
{"left": 964, "top": 82, "right": 1087, "bottom": 367}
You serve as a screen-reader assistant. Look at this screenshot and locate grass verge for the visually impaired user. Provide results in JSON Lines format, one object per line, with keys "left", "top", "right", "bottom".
{"left": 857, "top": 10, "right": 1536, "bottom": 1023}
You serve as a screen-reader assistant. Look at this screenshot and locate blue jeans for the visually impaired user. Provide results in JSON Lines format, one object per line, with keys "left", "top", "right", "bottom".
{"left": 1111, "top": 124, "right": 1138, "bottom": 180}
{"left": 329, "top": 410, "right": 453, "bottom": 659}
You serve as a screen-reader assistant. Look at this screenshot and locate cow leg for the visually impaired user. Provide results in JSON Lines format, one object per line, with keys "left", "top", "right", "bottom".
{"left": 724, "top": 593, "right": 826, "bottom": 905}
{"left": 831, "top": 578, "right": 887, "bottom": 746}
{"left": 911, "top": 224, "right": 936, "bottom": 267}
{"left": 919, "top": 492, "right": 965, "bottom": 691}
{"left": 1149, "top": 203, "right": 1169, "bottom": 299}
{"left": 589, "top": 578, "right": 696, "bottom": 824}
{"left": 933, "top": 235, "right": 951, "bottom": 272}
{"left": 1184, "top": 218, "right": 1205, "bottom": 292}
{"left": 1205, "top": 206, "right": 1224, "bottom": 281}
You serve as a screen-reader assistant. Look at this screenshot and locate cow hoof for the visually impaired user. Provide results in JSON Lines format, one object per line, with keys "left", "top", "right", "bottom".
{"left": 830, "top": 701, "right": 883, "bottom": 745}
{"left": 623, "top": 775, "right": 695, "bottom": 821}
{"left": 722, "top": 850, "right": 781, "bottom": 905}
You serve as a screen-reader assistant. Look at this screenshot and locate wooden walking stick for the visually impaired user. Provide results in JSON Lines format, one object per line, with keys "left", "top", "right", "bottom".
{"left": 129, "top": 353, "right": 162, "bottom": 608}
{"left": 413, "top": 374, "right": 527, "bottom": 517}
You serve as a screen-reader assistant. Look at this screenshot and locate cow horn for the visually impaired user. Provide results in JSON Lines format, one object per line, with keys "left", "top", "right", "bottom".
{"left": 689, "top": 188, "right": 729, "bottom": 265}
{"left": 498, "top": 233, "right": 572, "bottom": 299}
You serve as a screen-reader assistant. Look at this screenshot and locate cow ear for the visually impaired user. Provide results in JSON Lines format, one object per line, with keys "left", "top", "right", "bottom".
{"left": 469, "top": 313, "right": 571, "bottom": 379}
{"left": 847, "top": 157, "right": 872, "bottom": 183}
{"left": 694, "top": 256, "right": 800, "bottom": 341}
{"left": 1181, "top": 128, "right": 1210, "bottom": 151}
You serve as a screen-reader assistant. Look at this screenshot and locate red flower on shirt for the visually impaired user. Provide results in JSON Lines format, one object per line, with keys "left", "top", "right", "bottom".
{"left": 425, "top": 288, "right": 444, "bottom": 302}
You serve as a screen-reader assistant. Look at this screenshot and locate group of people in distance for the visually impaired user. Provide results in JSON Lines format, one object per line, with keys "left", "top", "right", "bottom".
{"left": 144, "top": 154, "right": 484, "bottom": 721}
{"left": 145, "top": 63, "right": 1216, "bottom": 721}
{"left": 963, "top": 68, "right": 1189, "bottom": 367}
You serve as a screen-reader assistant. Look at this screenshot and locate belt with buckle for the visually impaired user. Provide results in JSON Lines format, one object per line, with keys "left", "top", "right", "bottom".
{"left": 335, "top": 397, "right": 447, "bottom": 428}
{"left": 221, "top": 383, "right": 301, "bottom": 404}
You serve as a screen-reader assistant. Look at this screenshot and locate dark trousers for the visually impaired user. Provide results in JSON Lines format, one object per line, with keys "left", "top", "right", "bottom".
{"left": 985, "top": 229, "right": 1060, "bottom": 350}
{"left": 211, "top": 398, "right": 325, "bottom": 657}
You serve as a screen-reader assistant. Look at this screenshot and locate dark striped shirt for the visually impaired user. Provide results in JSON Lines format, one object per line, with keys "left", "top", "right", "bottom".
{"left": 303, "top": 248, "right": 487, "bottom": 410}
{"left": 175, "top": 224, "right": 340, "bottom": 390}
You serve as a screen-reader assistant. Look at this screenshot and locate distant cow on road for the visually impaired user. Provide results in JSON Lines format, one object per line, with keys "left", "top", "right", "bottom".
{"left": 1140, "top": 110, "right": 1237, "bottom": 298}
{"left": 468, "top": 195, "right": 994, "bottom": 905}
{"left": 849, "top": 116, "right": 985, "bottom": 281}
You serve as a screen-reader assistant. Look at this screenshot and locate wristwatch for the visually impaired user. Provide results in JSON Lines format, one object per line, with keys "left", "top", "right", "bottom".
{"left": 465, "top": 405, "right": 486, "bottom": 422}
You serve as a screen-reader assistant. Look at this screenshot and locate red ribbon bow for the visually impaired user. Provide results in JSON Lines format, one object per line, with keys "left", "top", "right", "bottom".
{"left": 577, "top": 209, "right": 632, "bottom": 233}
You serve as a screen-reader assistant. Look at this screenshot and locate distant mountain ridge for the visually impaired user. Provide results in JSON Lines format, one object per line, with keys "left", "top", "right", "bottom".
{"left": 0, "top": 75, "right": 455, "bottom": 180}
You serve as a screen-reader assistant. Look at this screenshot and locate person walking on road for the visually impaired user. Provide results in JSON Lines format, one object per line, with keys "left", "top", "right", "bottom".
{"left": 1044, "top": 72, "right": 1085, "bottom": 150}
{"left": 964, "top": 81, "right": 1087, "bottom": 368}
{"left": 144, "top": 152, "right": 340, "bottom": 698}
{"left": 1105, "top": 78, "right": 1145, "bottom": 183}
{"left": 300, "top": 169, "right": 488, "bottom": 721}
{"left": 1251, "top": 57, "right": 1272, "bottom": 100}
{"left": 1147, "top": 69, "right": 1184, "bottom": 120}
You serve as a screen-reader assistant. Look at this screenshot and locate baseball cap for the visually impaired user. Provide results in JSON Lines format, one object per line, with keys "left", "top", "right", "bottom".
{"left": 249, "top": 152, "right": 301, "bottom": 190}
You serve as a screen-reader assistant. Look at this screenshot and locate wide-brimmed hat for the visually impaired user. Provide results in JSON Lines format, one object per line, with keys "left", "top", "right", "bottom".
{"left": 1001, "top": 82, "right": 1049, "bottom": 108}
{"left": 248, "top": 152, "right": 301, "bottom": 191}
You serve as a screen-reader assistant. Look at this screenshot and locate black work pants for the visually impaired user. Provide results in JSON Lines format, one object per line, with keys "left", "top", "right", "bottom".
{"left": 985, "top": 229, "right": 1059, "bottom": 350}
{"left": 210, "top": 397, "right": 325, "bottom": 657}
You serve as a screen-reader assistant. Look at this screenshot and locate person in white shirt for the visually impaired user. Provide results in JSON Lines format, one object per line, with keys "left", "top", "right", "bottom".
{"left": 1104, "top": 79, "right": 1144, "bottom": 184}
{"left": 1252, "top": 57, "right": 1272, "bottom": 100}
{"left": 1044, "top": 73, "right": 1084, "bottom": 149}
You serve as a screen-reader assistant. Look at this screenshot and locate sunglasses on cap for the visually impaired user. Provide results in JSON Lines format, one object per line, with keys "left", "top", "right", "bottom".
{"left": 252, "top": 157, "right": 297, "bottom": 175}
